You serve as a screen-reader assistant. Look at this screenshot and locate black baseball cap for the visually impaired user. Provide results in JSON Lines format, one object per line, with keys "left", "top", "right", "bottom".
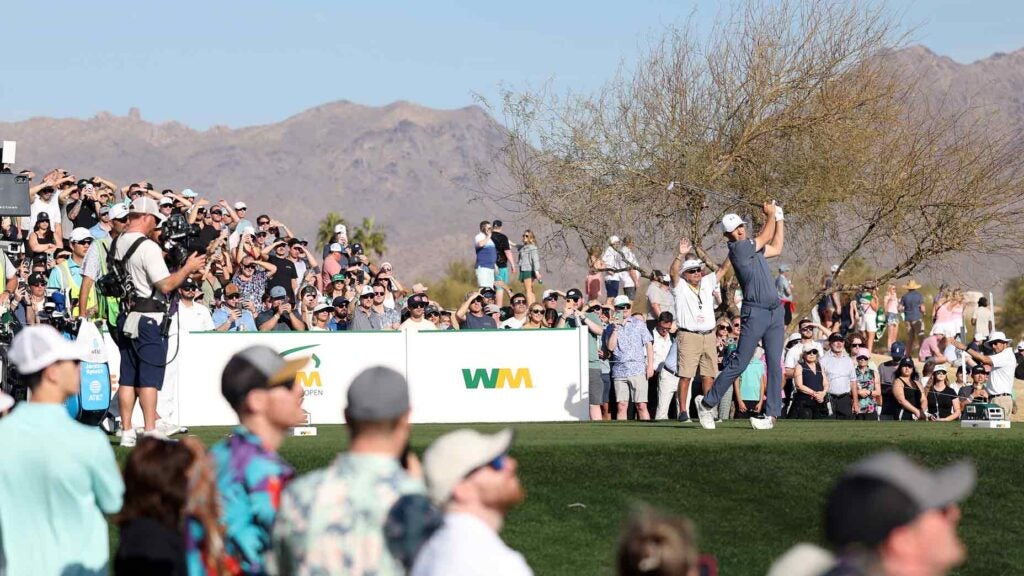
{"left": 332, "top": 296, "right": 350, "bottom": 307}
{"left": 825, "top": 451, "right": 975, "bottom": 549}
{"left": 180, "top": 277, "right": 199, "bottom": 290}
{"left": 27, "top": 272, "right": 47, "bottom": 286}
{"left": 221, "top": 345, "right": 310, "bottom": 412}
{"left": 565, "top": 288, "right": 583, "bottom": 301}
{"left": 479, "top": 287, "right": 496, "bottom": 298}
{"left": 971, "top": 364, "right": 987, "bottom": 375}
{"left": 828, "top": 333, "right": 845, "bottom": 343}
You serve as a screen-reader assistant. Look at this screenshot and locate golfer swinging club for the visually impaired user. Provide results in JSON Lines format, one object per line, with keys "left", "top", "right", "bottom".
{"left": 696, "top": 201, "right": 785, "bottom": 430}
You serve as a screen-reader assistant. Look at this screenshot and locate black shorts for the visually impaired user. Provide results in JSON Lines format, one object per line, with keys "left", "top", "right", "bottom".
{"left": 115, "top": 313, "right": 168, "bottom": 389}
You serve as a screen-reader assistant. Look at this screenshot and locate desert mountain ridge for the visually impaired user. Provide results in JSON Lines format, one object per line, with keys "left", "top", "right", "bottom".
{"left": 1, "top": 42, "right": 1023, "bottom": 291}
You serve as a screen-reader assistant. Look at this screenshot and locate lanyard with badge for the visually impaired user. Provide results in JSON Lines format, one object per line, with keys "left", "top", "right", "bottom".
{"left": 688, "top": 281, "right": 708, "bottom": 325}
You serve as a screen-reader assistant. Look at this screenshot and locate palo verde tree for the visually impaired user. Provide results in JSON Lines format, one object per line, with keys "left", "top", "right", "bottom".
{"left": 488, "top": 0, "right": 1024, "bottom": 316}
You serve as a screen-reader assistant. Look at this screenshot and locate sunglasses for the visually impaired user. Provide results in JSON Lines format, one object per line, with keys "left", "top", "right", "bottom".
{"left": 226, "top": 294, "right": 241, "bottom": 300}
{"left": 683, "top": 268, "right": 701, "bottom": 274}
{"left": 409, "top": 302, "right": 426, "bottom": 309}
{"left": 805, "top": 350, "right": 819, "bottom": 356}
{"left": 615, "top": 305, "right": 630, "bottom": 310}
{"left": 800, "top": 326, "right": 813, "bottom": 332}
{"left": 426, "top": 312, "right": 439, "bottom": 318}
{"left": 717, "top": 325, "right": 730, "bottom": 331}
{"left": 732, "top": 322, "right": 741, "bottom": 328}
{"left": 257, "top": 221, "right": 270, "bottom": 226}
{"left": 28, "top": 281, "right": 46, "bottom": 287}
{"left": 242, "top": 264, "right": 255, "bottom": 269}
{"left": 530, "top": 309, "right": 544, "bottom": 314}
{"left": 72, "top": 239, "right": 93, "bottom": 246}
{"left": 469, "top": 454, "right": 507, "bottom": 477}
{"left": 374, "top": 291, "right": 386, "bottom": 296}
{"left": 512, "top": 300, "right": 527, "bottom": 306}
{"left": 360, "top": 293, "right": 374, "bottom": 299}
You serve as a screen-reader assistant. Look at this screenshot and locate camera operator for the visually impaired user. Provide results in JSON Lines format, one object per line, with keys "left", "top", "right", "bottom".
{"left": 256, "top": 286, "right": 307, "bottom": 332}
{"left": 79, "top": 203, "right": 130, "bottom": 327}
{"left": 47, "top": 227, "right": 95, "bottom": 317}
{"left": 113, "top": 198, "right": 206, "bottom": 448}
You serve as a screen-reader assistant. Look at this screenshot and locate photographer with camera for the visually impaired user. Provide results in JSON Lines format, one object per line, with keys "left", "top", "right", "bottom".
{"left": 257, "top": 286, "right": 307, "bottom": 332}
{"left": 79, "top": 204, "right": 130, "bottom": 327}
{"left": 46, "top": 227, "right": 95, "bottom": 317}
{"left": 111, "top": 198, "right": 206, "bottom": 448}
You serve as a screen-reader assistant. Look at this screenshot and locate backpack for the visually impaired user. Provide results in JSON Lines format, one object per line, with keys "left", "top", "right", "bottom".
{"left": 96, "top": 235, "right": 149, "bottom": 308}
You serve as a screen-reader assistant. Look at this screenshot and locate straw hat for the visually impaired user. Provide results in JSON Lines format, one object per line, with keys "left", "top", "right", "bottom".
{"left": 904, "top": 279, "right": 921, "bottom": 290}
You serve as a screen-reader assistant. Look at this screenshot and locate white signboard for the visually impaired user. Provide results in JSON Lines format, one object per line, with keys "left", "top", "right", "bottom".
{"left": 175, "top": 328, "right": 588, "bottom": 426}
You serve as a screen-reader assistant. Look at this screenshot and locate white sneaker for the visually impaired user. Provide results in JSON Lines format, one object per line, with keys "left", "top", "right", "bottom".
{"left": 694, "top": 395, "right": 716, "bottom": 430}
{"left": 119, "top": 428, "right": 137, "bottom": 448}
{"left": 141, "top": 428, "right": 169, "bottom": 440}
{"left": 155, "top": 419, "right": 183, "bottom": 437}
{"left": 750, "top": 415, "right": 775, "bottom": 430}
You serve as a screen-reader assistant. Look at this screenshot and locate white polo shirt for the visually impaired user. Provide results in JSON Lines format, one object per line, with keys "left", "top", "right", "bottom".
{"left": 673, "top": 273, "right": 717, "bottom": 332}
{"left": 820, "top": 351, "right": 856, "bottom": 395}
{"left": 412, "top": 512, "right": 533, "bottom": 576}
{"left": 987, "top": 348, "right": 1017, "bottom": 395}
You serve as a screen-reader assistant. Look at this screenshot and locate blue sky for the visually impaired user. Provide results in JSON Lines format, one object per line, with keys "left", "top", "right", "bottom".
{"left": 2, "top": 1, "right": 1022, "bottom": 129}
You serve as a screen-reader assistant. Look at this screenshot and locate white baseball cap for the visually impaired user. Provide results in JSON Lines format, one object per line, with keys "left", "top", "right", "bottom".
{"left": 334, "top": 224, "right": 347, "bottom": 235}
{"left": 613, "top": 294, "right": 631, "bottom": 307}
{"left": 9, "top": 325, "right": 86, "bottom": 375}
{"left": 830, "top": 264, "right": 840, "bottom": 273}
{"left": 158, "top": 196, "right": 174, "bottom": 206}
{"left": 359, "top": 285, "right": 374, "bottom": 297}
{"left": 129, "top": 197, "right": 166, "bottom": 223}
{"left": 329, "top": 242, "right": 343, "bottom": 253}
{"left": 69, "top": 227, "right": 92, "bottom": 243}
{"left": 608, "top": 235, "right": 620, "bottom": 244}
{"left": 180, "top": 188, "right": 197, "bottom": 198}
{"left": 720, "top": 214, "right": 744, "bottom": 233}
{"left": 681, "top": 258, "right": 703, "bottom": 272}
{"left": 423, "top": 428, "right": 514, "bottom": 505}
{"left": 234, "top": 201, "right": 247, "bottom": 210}
{"left": 109, "top": 203, "right": 130, "bottom": 220}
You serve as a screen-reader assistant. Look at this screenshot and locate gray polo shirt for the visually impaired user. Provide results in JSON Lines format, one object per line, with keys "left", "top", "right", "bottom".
{"left": 728, "top": 238, "right": 778, "bottom": 308}
{"left": 820, "top": 351, "right": 856, "bottom": 395}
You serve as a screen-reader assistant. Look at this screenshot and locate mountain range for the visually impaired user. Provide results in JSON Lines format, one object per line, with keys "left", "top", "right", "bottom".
{"left": 1, "top": 43, "right": 1022, "bottom": 289}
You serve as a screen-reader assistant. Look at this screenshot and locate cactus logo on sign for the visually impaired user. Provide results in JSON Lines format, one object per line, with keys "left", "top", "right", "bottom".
{"left": 462, "top": 368, "right": 533, "bottom": 390}
{"left": 281, "top": 344, "right": 323, "bottom": 396}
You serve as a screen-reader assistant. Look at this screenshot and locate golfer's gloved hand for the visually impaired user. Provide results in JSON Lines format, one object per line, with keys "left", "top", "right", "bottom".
{"left": 775, "top": 206, "right": 785, "bottom": 222}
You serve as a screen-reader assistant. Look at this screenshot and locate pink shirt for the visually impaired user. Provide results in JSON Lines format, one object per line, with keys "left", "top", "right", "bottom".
{"left": 934, "top": 303, "right": 964, "bottom": 325}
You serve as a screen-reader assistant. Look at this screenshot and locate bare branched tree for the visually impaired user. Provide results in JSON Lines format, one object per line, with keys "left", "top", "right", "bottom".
{"left": 487, "top": 0, "right": 1024, "bottom": 315}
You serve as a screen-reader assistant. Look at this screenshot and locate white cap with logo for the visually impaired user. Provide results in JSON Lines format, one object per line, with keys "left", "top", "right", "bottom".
{"left": 720, "top": 214, "right": 744, "bottom": 233}
{"left": 130, "top": 197, "right": 166, "bottom": 223}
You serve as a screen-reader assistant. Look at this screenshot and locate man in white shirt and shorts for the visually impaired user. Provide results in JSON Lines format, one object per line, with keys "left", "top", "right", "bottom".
{"left": 669, "top": 238, "right": 731, "bottom": 423}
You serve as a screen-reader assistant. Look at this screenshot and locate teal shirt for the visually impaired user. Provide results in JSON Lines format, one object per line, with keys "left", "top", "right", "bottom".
{"left": 739, "top": 357, "right": 766, "bottom": 401}
{"left": 0, "top": 403, "right": 124, "bottom": 576}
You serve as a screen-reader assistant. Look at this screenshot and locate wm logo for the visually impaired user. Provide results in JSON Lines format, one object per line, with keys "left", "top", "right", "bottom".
{"left": 462, "top": 368, "right": 533, "bottom": 389}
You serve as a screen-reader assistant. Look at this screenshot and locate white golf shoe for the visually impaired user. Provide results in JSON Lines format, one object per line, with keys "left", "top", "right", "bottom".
{"left": 694, "top": 395, "right": 716, "bottom": 430}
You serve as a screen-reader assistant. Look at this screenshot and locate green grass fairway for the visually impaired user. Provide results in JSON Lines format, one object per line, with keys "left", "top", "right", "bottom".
{"left": 112, "top": 421, "right": 1024, "bottom": 576}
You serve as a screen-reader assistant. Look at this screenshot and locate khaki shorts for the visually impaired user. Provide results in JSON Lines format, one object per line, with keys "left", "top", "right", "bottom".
{"left": 614, "top": 374, "right": 648, "bottom": 403}
{"left": 677, "top": 331, "right": 719, "bottom": 379}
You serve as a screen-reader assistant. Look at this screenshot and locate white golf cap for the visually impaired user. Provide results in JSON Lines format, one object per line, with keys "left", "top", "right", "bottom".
{"left": 720, "top": 214, "right": 744, "bottom": 233}
{"left": 423, "top": 428, "right": 514, "bottom": 505}
{"left": 329, "top": 242, "right": 343, "bottom": 253}
{"left": 313, "top": 301, "right": 332, "bottom": 314}
{"left": 180, "top": 188, "right": 197, "bottom": 198}
{"left": 158, "top": 196, "right": 173, "bottom": 206}
{"left": 830, "top": 264, "right": 840, "bottom": 273}
{"left": 359, "top": 285, "right": 374, "bottom": 297}
{"left": 609, "top": 235, "right": 620, "bottom": 244}
{"left": 334, "top": 224, "right": 347, "bottom": 235}
{"left": 613, "top": 294, "right": 631, "bottom": 307}
{"left": 234, "top": 201, "right": 247, "bottom": 210}
{"left": 681, "top": 258, "right": 703, "bottom": 271}
{"left": 787, "top": 332, "right": 802, "bottom": 345}
{"left": 69, "top": 227, "right": 92, "bottom": 243}
{"left": 9, "top": 324, "right": 85, "bottom": 375}
{"left": 986, "top": 331, "right": 1010, "bottom": 344}
{"left": 129, "top": 197, "right": 166, "bottom": 223}
{"left": 110, "top": 203, "right": 130, "bottom": 220}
